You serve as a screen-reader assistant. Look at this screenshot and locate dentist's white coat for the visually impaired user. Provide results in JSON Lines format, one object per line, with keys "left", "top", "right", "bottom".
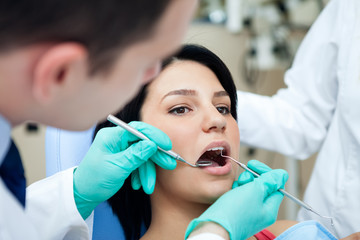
{"left": 0, "top": 115, "right": 90, "bottom": 239}
{"left": 237, "top": 0, "right": 360, "bottom": 237}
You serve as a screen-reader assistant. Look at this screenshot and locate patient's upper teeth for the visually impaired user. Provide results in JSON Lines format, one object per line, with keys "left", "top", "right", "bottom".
{"left": 207, "top": 147, "right": 224, "bottom": 151}
{"left": 205, "top": 147, "right": 225, "bottom": 157}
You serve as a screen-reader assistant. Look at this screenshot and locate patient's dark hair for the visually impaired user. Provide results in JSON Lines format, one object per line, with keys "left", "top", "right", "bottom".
{"left": 0, "top": 0, "right": 172, "bottom": 74}
{"left": 94, "top": 44, "right": 238, "bottom": 239}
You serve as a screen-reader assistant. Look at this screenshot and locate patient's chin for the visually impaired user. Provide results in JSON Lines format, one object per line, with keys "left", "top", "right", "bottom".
{"left": 198, "top": 184, "right": 233, "bottom": 204}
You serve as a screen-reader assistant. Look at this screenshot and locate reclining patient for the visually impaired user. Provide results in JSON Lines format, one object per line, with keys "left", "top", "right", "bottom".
{"left": 94, "top": 44, "right": 359, "bottom": 240}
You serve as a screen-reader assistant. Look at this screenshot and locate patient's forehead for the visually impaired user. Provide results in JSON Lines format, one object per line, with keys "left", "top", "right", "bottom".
{"left": 147, "top": 60, "right": 221, "bottom": 95}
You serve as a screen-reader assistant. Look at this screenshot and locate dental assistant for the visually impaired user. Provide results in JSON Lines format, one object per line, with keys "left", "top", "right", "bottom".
{"left": 0, "top": 1, "right": 287, "bottom": 239}
{"left": 237, "top": 0, "right": 360, "bottom": 237}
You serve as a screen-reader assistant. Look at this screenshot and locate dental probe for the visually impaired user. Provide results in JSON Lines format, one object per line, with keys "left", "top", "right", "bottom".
{"left": 107, "top": 114, "right": 212, "bottom": 168}
{"left": 220, "top": 152, "right": 334, "bottom": 226}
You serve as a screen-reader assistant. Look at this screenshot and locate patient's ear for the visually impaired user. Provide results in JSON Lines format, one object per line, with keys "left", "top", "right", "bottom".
{"left": 32, "top": 43, "right": 87, "bottom": 104}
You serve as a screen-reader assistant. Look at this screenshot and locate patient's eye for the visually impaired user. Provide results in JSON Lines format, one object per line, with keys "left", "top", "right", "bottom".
{"left": 216, "top": 106, "right": 230, "bottom": 115}
{"left": 169, "top": 106, "right": 191, "bottom": 115}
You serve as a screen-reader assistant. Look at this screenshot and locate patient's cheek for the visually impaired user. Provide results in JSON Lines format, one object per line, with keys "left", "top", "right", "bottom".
{"left": 234, "top": 171, "right": 240, "bottom": 182}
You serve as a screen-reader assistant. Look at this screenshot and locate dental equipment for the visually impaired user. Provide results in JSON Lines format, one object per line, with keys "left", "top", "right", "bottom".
{"left": 107, "top": 114, "right": 212, "bottom": 168}
{"left": 220, "top": 152, "right": 334, "bottom": 226}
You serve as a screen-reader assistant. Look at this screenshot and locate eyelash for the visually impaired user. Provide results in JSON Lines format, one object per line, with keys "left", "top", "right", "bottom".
{"left": 168, "top": 105, "right": 231, "bottom": 116}
{"left": 216, "top": 106, "right": 231, "bottom": 115}
{"left": 169, "top": 106, "right": 191, "bottom": 115}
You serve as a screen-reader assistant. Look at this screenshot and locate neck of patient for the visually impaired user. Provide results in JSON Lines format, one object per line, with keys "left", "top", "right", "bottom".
{"left": 141, "top": 191, "right": 210, "bottom": 240}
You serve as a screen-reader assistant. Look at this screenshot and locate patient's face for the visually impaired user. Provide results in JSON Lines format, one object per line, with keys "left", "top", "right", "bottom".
{"left": 141, "top": 60, "right": 240, "bottom": 204}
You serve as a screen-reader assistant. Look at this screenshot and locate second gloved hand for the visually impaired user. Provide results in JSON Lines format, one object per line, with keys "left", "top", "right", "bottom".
{"left": 186, "top": 163, "right": 288, "bottom": 240}
{"left": 73, "top": 121, "right": 177, "bottom": 219}
{"left": 233, "top": 159, "right": 274, "bottom": 188}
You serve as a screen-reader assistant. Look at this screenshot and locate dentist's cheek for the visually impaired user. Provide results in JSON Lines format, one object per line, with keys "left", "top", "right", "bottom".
{"left": 142, "top": 62, "right": 161, "bottom": 84}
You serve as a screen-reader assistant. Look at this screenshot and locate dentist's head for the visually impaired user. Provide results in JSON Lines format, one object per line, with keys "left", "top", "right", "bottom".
{"left": 0, "top": 0, "right": 197, "bottom": 130}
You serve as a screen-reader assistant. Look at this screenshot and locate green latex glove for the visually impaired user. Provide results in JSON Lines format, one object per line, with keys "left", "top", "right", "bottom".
{"left": 233, "top": 159, "right": 274, "bottom": 188}
{"left": 130, "top": 148, "right": 175, "bottom": 194}
{"left": 131, "top": 161, "right": 156, "bottom": 194}
{"left": 73, "top": 121, "right": 177, "bottom": 219}
{"left": 185, "top": 162, "right": 288, "bottom": 240}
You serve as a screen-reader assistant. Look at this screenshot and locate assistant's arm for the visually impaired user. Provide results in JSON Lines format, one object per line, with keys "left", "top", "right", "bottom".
{"left": 237, "top": 0, "right": 344, "bottom": 159}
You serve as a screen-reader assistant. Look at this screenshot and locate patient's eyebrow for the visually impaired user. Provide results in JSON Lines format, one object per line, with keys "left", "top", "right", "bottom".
{"left": 214, "top": 91, "right": 229, "bottom": 98}
{"left": 161, "top": 89, "right": 229, "bottom": 101}
{"left": 161, "top": 89, "right": 197, "bottom": 101}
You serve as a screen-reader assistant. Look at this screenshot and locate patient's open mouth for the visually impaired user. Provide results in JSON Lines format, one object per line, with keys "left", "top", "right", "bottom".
{"left": 197, "top": 147, "right": 227, "bottom": 167}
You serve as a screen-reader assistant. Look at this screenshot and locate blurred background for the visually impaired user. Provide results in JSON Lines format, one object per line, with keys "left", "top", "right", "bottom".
{"left": 12, "top": 0, "right": 329, "bottom": 221}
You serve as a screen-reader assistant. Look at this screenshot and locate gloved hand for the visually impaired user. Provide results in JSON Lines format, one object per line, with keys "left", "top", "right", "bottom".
{"left": 131, "top": 161, "right": 156, "bottom": 194}
{"left": 233, "top": 159, "right": 274, "bottom": 188}
{"left": 185, "top": 161, "right": 288, "bottom": 240}
{"left": 73, "top": 121, "right": 177, "bottom": 219}
{"left": 130, "top": 149, "right": 175, "bottom": 194}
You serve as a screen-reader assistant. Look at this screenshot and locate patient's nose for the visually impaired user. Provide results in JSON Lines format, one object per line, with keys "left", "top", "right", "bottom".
{"left": 202, "top": 107, "right": 227, "bottom": 133}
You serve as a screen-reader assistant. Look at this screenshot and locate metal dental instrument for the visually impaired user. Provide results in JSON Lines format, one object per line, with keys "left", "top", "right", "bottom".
{"left": 220, "top": 152, "right": 334, "bottom": 226}
{"left": 107, "top": 114, "right": 212, "bottom": 168}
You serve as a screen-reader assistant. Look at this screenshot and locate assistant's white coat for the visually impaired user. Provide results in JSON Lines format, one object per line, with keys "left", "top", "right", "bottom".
{"left": 237, "top": 0, "right": 360, "bottom": 237}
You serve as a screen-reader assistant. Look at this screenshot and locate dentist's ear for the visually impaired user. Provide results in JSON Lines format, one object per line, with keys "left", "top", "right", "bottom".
{"left": 32, "top": 43, "right": 87, "bottom": 104}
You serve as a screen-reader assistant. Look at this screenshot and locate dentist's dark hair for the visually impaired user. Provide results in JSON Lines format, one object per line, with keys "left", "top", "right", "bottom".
{"left": 0, "top": 0, "right": 172, "bottom": 75}
{"left": 94, "top": 44, "right": 238, "bottom": 239}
